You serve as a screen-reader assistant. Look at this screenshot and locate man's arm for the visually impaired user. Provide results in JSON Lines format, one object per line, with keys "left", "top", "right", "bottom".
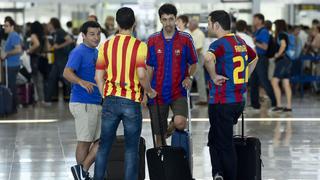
{"left": 63, "top": 67, "right": 96, "bottom": 93}
{"left": 255, "top": 41, "right": 268, "bottom": 51}
{"left": 204, "top": 52, "right": 228, "bottom": 86}
{"left": 95, "top": 69, "right": 106, "bottom": 96}
{"left": 138, "top": 67, "right": 156, "bottom": 98}
{"left": 2, "top": 44, "right": 22, "bottom": 60}
{"left": 53, "top": 34, "right": 73, "bottom": 50}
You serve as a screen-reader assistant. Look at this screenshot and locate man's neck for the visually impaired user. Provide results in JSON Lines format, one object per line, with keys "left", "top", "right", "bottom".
{"left": 216, "top": 30, "right": 231, "bottom": 39}
{"left": 163, "top": 29, "right": 176, "bottom": 39}
{"left": 256, "top": 24, "right": 264, "bottom": 31}
{"left": 118, "top": 28, "right": 132, "bottom": 36}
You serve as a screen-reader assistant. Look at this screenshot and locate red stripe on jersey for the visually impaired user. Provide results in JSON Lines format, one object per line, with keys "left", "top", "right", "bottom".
{"left": 110, "top": 36, "right": 120, "bottom": 95}
{"left": 130, "top": 40, "right": 141, "bottom": 101}
{"left": 120, "top": 36, "right": 131, "bottom": 97}
{"left": 103, "top": 41, "right": 109, "bottom": 68}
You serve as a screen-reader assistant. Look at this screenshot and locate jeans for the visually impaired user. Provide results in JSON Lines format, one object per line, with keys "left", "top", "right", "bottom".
{"left": 94, "top": 96, "right": 142, "bottom": 180}
{"left": 250, "top": 55, "right": 276, "bottom": 108}
{"left": 7, "top": 66, "right": 20, "bottom": 111}
{"left": 208, "top": 102, "right": 244, "bottom": 180}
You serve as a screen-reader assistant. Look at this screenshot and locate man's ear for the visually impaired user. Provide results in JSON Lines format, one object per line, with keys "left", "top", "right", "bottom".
{"left": 82, "top": 32, "right": 86, "bottom": 39}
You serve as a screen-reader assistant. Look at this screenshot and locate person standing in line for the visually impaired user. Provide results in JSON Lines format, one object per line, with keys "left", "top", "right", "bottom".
{"left": 176, "top": 15, "right": 189, "bottom": 32}
{"left": 63, "top": 21, "right": 103, "bottom": 180}
{"left": 250, "top": 13, "right": 276, "bottom": 111}
{"left": 204, "top": 10, "right": 258, "bottom": 180}
{"left": 188, "top": 18, "right": 208, "bottom": 105}
{"left": 94, "top": 7, "right": 156, "bottom": 180}
{"left": 145, "top": 3, "right": 198, "bottom": 146}
{"left": 1, "top": 17, "right": 23, "bottom": 112}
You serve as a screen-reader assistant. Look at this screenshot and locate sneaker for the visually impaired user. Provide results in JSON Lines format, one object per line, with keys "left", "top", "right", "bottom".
{"left": 213, "top": 173, "right": 224, "bottom": 180}
{"left": 195, "top": 101, "right": 208, "bottom": 106}
{"left": 282, "top": 108, "right": 292, "bottom": 112}
{"left": 71, "top": 164, "right": 90, "bottom": 180}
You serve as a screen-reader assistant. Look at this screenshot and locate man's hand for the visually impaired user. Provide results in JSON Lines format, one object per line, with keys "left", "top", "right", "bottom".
{"left": 146, "top": 89, "right": 157, "bottom": 99}
{"left": 213, "top": 75, "right": 229, "bottom": 86}
{"left": 78, "top": 79, "right": 97, "bottom": 93}
{"left": 52, "top": 44, "right": 60, "bottom": 50}
{"left": 1, "top": 53, "right": 7, "bottom": 60}
{"left": 141, "top": 93, "right": 148, "bottom": 107}
{"left": 182, "top": 77, "right": 192, "bottom": 90}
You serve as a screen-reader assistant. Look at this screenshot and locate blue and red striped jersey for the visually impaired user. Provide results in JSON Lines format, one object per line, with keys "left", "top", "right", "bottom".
{"left": 147, "top": 29, "right": 198, "bottom": 104}
{"left": 207, "top": 33, "right": 257, "bottom": 104}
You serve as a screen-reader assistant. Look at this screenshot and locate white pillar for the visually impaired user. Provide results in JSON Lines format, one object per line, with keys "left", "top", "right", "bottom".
{"left": 252, "top": 0, "right": 261, "bottom": 15}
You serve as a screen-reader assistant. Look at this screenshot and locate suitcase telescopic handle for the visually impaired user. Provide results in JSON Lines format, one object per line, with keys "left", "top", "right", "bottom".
{"left": 187, "top": 90, "right": 194, "bottom": 176}
{"left": 241, "top": 112, "right": 244, "bottom": 139}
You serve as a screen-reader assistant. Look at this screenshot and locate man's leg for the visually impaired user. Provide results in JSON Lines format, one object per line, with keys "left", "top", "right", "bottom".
{"left": 94, "top": 97, "right": 121, "bottom": 180}
{"left": 257, "top": 57, "right": 276, "bottom": 107}
{"left": 249, "top": 68, "right": 260, "bottom": 109}
{"left": 44, "top": 64, "right": 59, "bottom": 102}
{"left": 122, "top": 100, "right": 143, "bottom": 180}
{"left": 195, "top": 56, "right": 208, "bottom": 104}
{"left": 148, "top": 104, "right": 169, "bottom": 147}
{"left": 171, "top": 97, "right": 188, "bottom": 131}
{"left": 7, "top": 66, "right": 20, "bottom": 111}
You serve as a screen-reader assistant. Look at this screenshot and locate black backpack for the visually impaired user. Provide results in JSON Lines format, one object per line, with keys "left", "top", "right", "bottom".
{"left": 266, "top": 34, "right": 277, "bottom": 58}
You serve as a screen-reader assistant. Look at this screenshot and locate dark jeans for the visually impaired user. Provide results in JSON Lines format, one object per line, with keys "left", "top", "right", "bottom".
{"left": 45, "top": 62, "right": 70, "bottom": 102}
{"left": 7, "top": 66, "right": 20, "bottom": 111}
{"left": 208, "top": 102, "right": 244, "bottom": 180}
{"left": 250, "top": 55, "right": 276, "bottom": 108}
{"left": 94, "top": 96, "right": 142, "bottom": 180}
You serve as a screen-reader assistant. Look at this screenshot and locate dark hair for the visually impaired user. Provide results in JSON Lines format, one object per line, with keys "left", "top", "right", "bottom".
{"left": 158, "top": 3, "right": 177, "bottom": 18}
{"left": 274, "top": 19, "right": 287, "bottom": 38}
{"left": 177, "top": 15, "right": 189, "bottom": 26}
{"left": 253, "top": 13, "right": 265, "bottom": 23}
{"left": 264, "top": 20, "right": 272, "bottom": 31}
{"left": 4, "top": 18, "right": 16, "bottom": 27}
{"left": 209, "top": 10, "right": 231, "bottom": 31}
{"left": 49, "top": 18, "right": 61, "bottom": 29}
{"left": 31, "top": 21, "right": 46, "bottom": 52}
{"left": 66, "top": 21, "right": 73, "bottom": 28}
{"left": 312, "top": 19, "right": 319, "bottom": 25}
{"left": 116, "top": 7, "right": 135, "bottom": 30}
{"left": 236, "top": 20, "right": 247, "bottom": 32}
{"left": 80, "top": 21, "right": 101, "bottom": 34}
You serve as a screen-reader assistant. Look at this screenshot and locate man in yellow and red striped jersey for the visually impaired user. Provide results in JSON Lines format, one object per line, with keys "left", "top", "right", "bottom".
{"left": 94, "top": 7, "right": 156, "bottom": 180}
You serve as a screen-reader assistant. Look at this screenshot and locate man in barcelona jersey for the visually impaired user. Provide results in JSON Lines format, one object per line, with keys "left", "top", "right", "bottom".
{"left": 204, "top": 10, "right": 258, "bottom": 180}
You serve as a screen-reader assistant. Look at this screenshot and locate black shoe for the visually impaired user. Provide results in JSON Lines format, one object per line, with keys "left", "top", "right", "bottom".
{"left": 270, "top": 107, "right": 283, "bottom": 112}
{"left": 282, "top": 108, "right": 292, "bottom": 112}
{"left": 71, "top": 164, "right": 90, "bottom": 180}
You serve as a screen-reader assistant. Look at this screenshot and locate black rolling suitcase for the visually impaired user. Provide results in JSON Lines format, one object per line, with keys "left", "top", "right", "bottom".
{"left": 234, "top": 113, "right": 262, "bottom": 180}
{"left": 146, "top": 93, "right": 194, "bottom": 180}
{"left": 105, "top": 135, "right": 146, "bottom": 180}
{"left": 0, "top": 60, "right": 14, "bottom": 116}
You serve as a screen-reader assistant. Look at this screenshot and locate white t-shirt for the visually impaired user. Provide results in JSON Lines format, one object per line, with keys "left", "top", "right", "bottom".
{"left": 236, "top": 32, "right": 255, "bottom": 49}
{"left": 189, "top": 28, "right": 205, "bottom": 51}
{"left": 76, "top": 32, "right": 107, "bottom": 49}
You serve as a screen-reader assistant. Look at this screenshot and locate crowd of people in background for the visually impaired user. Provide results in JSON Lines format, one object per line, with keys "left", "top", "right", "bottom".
{"left": 0, "top": 3, "right": 320, "bottom": 180}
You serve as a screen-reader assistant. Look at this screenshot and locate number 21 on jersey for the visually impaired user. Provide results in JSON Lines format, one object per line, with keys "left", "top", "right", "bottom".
{"left": 233, "top": 55, "right": 249, "bottom": 84}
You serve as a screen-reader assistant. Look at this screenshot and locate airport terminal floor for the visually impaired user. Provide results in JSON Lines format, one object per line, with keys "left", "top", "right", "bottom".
{"left": 1, "top": 93, "right": 320, "bottom": 180}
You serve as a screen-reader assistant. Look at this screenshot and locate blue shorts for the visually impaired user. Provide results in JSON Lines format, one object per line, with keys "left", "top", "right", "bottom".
{"left": 273, "top": 56, "right": 292, "bottom": 79}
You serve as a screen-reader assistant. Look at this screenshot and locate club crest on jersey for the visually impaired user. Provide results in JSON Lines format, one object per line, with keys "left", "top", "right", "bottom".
{"left": 157, "top": 49, "right": 162, "bottom": 54}
{"left": 175, "top": 49, "right": 181, "bottom": 56}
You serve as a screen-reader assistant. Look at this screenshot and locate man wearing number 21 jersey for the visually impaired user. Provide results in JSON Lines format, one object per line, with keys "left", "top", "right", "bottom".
{"left": 204, "top": 10, "right": 258, "bottom": 180}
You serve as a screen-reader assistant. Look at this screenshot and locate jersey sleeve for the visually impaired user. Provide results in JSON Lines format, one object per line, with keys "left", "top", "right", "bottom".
{"left": 65, "top": 49, "right": 81, "bottom": 71}
{"left": 96, "top": 41, "right": 107, "bottom": 70}
{"left": 146, "top": 37, "right": 156, "bottom": 67}
{"left": 136, "top": 42, "right": 147, "bottom": 69}
{"left": 246, "top": 44, "right": 258, "bottom": 64}
{"left": 208, "top": 40, "right": 224, "bottom": 59}
{"left": 186, "top": 36, "right": 198, "bottom": 65}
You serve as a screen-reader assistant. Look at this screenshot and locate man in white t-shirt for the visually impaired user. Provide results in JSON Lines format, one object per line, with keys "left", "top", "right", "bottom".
{"left": 235, "top": 20, "right": 255, "bottom": 49}
{"left": 188, "top": 18, "right": 207, "bottom": 105}
{"left": 76, "top": 15, "right": 107, "bottom": 49}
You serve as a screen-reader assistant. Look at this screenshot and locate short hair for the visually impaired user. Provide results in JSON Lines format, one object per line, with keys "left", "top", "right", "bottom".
{"left": 49, "top": 18, "right": 61, "bottom": 29}
{"left": 253, "top": 13, "right": 265, "bottom": 23}
{"left": 236, "top": 20, "right": 247, "bottom": 32}
{"left": 80, "top": 21, "right": 101, "bottom": 35}
{"left": 264, "top": 20, "right": 272, "bottom": 31}
{"left": 4, "top": 18, "right": 15, "bottom": 27}
{"left": 312, "top": 19, "right": 319, "bottom": 25}
{"left": 116, "top": 7, "right": 135, "bottom": 30}
{"left": 66, "top": 21, "right": 73, "bottom": 28}
{"left": 158, "top": 3, "right": 177, "bottom": 18}
{"left": 209, "top": 10, "right": 231, "bottom": 31}
{"left": 177, "top": 15, "right": 189, "bottom": 25}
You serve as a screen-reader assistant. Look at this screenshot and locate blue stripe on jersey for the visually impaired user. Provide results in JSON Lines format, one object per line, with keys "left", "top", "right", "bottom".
{"left": 180, "top": 45, "right": 189, "bottom": 97}
{"left": 149, "top": 45, "right": 157, "bottom": 104}
{"left": 161, "top": 32, "right": 174, "bottom": 103}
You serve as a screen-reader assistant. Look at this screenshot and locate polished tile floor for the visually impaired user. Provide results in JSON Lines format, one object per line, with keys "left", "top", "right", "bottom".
{"left": 1, "top": 94, "right": 320, "bottom": 180}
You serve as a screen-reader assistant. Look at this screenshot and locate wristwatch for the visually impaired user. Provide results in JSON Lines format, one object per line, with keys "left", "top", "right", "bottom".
{"left": 188, "top": 75, "right": 194, "bottom": 81}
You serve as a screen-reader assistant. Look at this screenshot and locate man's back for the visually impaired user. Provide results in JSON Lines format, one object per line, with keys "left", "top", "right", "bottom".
{"left": 96, "top": 34, "right": 147, "bottom": 102}
{"left": 208, "top": 33, "right": 257, "bottom": 104}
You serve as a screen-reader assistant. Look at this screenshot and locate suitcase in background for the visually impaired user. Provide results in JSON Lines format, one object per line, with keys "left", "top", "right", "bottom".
{"left": 147, "top": 92, "right": 193, "bottom": 180}
{"left": 17, "top": 83, "right": 34, "bottom": 106}
{"left": 234, "top": 113, "right": 262, "bottom": 180}
{"left": 106, "top": 135, "right": 146, "bottom": 180}
{"left": 0, "top": 60, "right": 14, "bottom": 116}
